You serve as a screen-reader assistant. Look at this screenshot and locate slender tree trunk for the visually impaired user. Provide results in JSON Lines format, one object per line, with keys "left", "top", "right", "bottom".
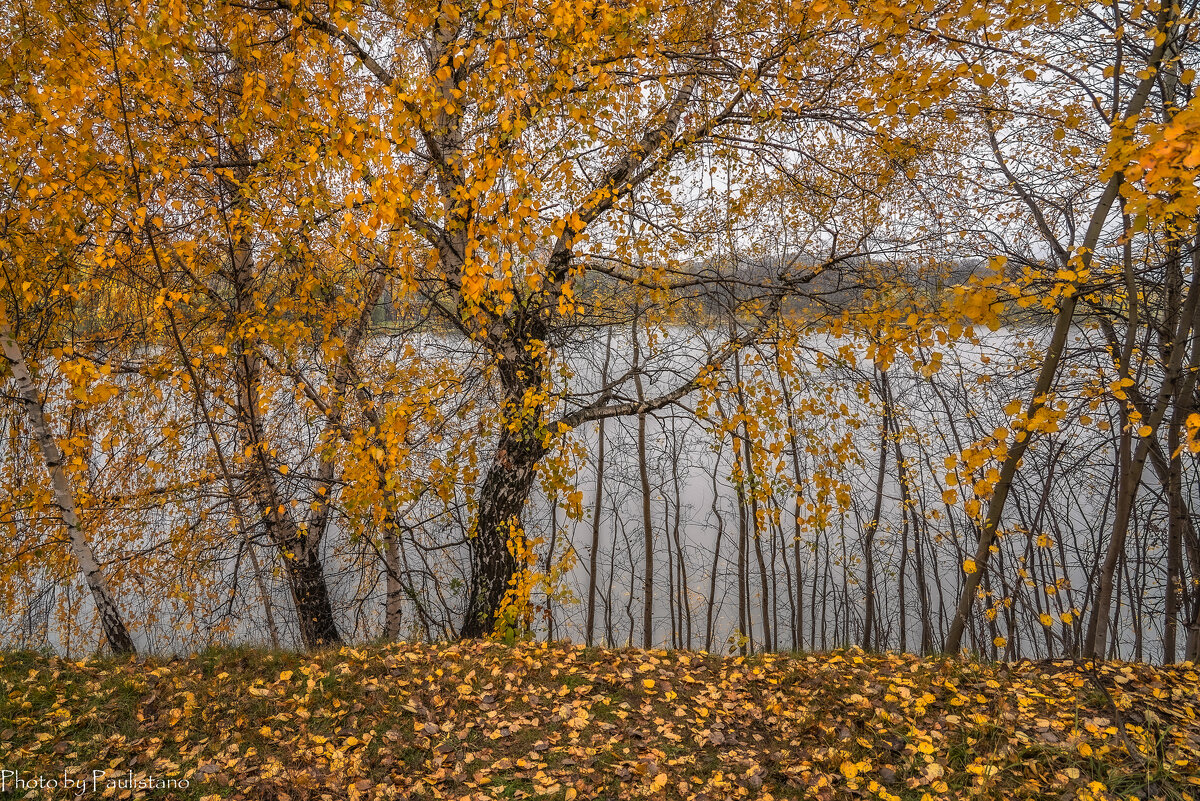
{"left": 670, "top": 427, "right": 692, "bottom": 649}
{"left": 633, "top": 319, "right": 655, "bottom": 649}
{"left": 705, "top": 448, "right": 726, "bottom": 653}
{"left": 205, "top": 109, "right": 345, "bottom": 648}
{"left": 1164, "top": 408, "right": 1190, "bottom": 662}
{"left": 735, "top": 437, "right": 750, "bottom": 654}
{"left": 159, "top": 297, "right": 281, "bottom": 650}
{"left": 232, "top": 318, "right": 343, "bottom": 648}
{"left": 1, "top": 325, "right": 136, "bottom": 655}
{"left": 1188, "top": 587, "right": 1200, "bottom": 662}
{"left": 744, "top": 434, "right": 773, "bottom": 652}
{"left": 1087, "top": 239, "right": 1200, "bottom": 657}
{"left": 606, "top": 505, "right": 618, "bottom": 646}
{"left": 584, "top": 420, "right": 606, "bottom": 644}
{"left": 622, "top": 518, "right": 638, "bottom": 646}
{"left": 862, "top": 367, "right": 891, "bottom": 651}
{"left": 816, "top": 525, "right": 825, "bottom": 652}
{"left": 946, "top": 17, "right": 1174, "bottom": 654}
{"left": 666, "top": 490, "right": 677, "bottom": 648}
{"left": 886, "top": 376, "right": 931, "bottom": 653}
{"left": 778, "top": 354, "right": 806, "bottom": 651}
{"left": 545, "top": 496, "right": 558, "bottom": 641}
{"left": 1160, "top": 17, "right": 1186, "bottom": 666}
{"left": 585, "top": 332, "right": 613, "bottom": 646}
{"left": 1099, "top": 327, "right": 1200, "bottom": 663}
{"left": 820, "top": 529, "right": 829, "bottom": 649}
{"left": 247, "top": 547, "right": 280, "bottom": 650}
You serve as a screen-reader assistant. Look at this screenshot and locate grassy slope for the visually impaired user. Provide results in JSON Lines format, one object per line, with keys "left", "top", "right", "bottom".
{"left": 0, "top": 642, "right": 1198, "bottom": 801}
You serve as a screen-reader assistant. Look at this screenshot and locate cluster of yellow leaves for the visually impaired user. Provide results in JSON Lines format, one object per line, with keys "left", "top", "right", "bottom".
{"left": 1187, "top": 413, "right": 1200, "bottom": 454}
{"left": 1120, "top": 89, "right": 1200, "bottom": 227}
{"left": 2, "top": 643, "right": 1198, "bottom": 800}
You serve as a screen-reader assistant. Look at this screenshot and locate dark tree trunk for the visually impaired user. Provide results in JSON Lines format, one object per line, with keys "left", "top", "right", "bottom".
{"left": 1087, "top": 239, "right": 1200, "bottom": 657}
{"left": 637, "top": 406, "right": 655, "bottom": 648}
{"left": 585, "top": 332, "right": 613, "bottom": 646}
{"left": 586, "top": 416, "right": 607, "bottom": 646}
{"left": 285, "top": 546, "right": 343, "bottom": 647}
{"left": 460, "top": 415, "right": 547, "bottom": 639}
{"left": 777, "top": 354, "right": 805, "bottom": 652}
{"left": 705, "top": 449, "right": 726, "bottom": 653}
{"left": 234, "top": 331, "right": 344, "bottom": 650}
{"left": 862, "top": 367, "right": 891, "bottom": 652}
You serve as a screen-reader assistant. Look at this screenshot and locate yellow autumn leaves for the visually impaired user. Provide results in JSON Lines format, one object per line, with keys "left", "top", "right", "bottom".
{"left": 3, "top": 641, "right": 1199, "bottom": 800}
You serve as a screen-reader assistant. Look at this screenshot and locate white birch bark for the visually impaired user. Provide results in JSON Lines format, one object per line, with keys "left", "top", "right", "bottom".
{"left": 0, "top": 323, "right": 135, "bottom": 654}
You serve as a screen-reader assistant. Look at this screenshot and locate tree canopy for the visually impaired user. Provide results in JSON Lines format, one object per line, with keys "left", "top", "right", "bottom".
{"left": 2, "top": 0, "right": 1200, "bottom": 664}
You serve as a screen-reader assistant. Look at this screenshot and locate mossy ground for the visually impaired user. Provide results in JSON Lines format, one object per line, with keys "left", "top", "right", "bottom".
{"left": 0, "top": 642, "right": 1197, "bottom": 800}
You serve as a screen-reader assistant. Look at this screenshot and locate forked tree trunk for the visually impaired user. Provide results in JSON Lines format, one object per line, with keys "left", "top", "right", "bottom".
{"left": 227, "top": 282, "right": 343, "bottom": 650}
{"left": 1, "top": 325, "right": 136, "bottom": 655}
{"left": 229, "top": 281, "right": 344, "bottom": 649}
{"left": 1086, "top": 248, "right": 1200, "bottom": 658}
{"left": 214, "top": 111, "right": 344, "bottom": 649}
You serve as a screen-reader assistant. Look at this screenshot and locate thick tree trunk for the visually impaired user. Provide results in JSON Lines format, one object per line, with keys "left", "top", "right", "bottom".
{"left": 1, "top": 325, "right": 136, "bottom": 655}
{"left": 284, "top": 546, "right": 343, "bottom": 647}
{"left": 460, "top": 405, "right": 547, "bottom": 639}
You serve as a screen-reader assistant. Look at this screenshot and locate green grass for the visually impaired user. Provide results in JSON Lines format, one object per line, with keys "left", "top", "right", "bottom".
{"left": 0, "top": 643, "right": 1197, "bottom": 800}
